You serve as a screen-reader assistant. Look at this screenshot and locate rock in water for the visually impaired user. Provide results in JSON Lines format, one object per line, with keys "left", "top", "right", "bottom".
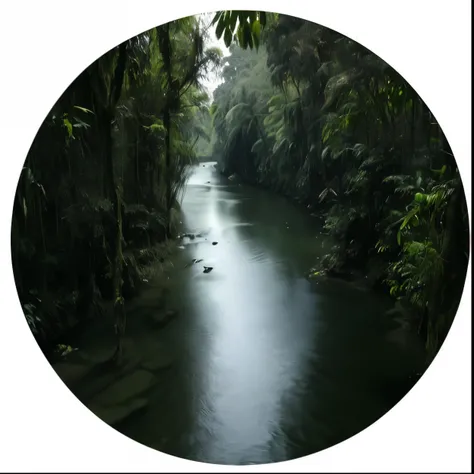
{"left": 212, "top": 241, "right": 218, "bottom": 246}
{"left": 203, "top": 266, "right": 213, "bottom": 274}
{"left": 185, "top": 258, "right": 204, "bottom": 268}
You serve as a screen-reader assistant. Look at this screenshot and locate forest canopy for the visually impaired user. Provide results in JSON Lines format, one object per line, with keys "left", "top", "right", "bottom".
{"left": 12, "top": 15, "right": 222, "bottom": 361}
{"left": 11, "top": 11, "right": 469, "bottom": 367}
{"left": 208, "top": 12, "right": 470, "bottom": 363}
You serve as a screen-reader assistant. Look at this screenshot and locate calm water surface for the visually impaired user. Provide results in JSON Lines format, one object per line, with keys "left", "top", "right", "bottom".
{"left": 119, "top": 162, "right": 424, "bottom": 465}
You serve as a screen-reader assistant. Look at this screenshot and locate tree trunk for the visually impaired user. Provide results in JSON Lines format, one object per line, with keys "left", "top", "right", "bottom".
{"left": 135, "top": 123, "right": 141, "bottom": 203}
{"left": 157, "top": 23, "right": 174, "bottom": 238}
{"left": 103, "top": 42, "right": 128, "bottom": 363}
{"left": 103, "top": 111, "right": 125, "bottom": 362}
{"left": 164, "top": 105, "right": 172, "bottom": 237}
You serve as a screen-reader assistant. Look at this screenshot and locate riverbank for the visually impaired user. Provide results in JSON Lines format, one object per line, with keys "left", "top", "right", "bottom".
{"left": 50, "top": 163, "right": 427, "bottom": 463}
{"left": 220, "top": 167, "right": 428, "bottom": 367}
{"left": 221, "top": 168, "right": 386, "bottom": 288}
{"left": 51, "top": 241, "right": 183, "bottom": 429}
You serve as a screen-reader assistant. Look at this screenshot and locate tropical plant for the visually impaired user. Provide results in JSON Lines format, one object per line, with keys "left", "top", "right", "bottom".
{"left": 209, "top": 12, "right": 469, "bottom": 362}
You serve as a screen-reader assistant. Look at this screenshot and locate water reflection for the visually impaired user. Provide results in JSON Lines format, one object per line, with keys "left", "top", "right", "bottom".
{"left": 119, "top": 163, "right": 424, "bottom": 465}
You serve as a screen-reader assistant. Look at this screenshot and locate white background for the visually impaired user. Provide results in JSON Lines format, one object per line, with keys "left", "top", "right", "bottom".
{"left": 0, "top": 1, "right": 471, "bottom": 472}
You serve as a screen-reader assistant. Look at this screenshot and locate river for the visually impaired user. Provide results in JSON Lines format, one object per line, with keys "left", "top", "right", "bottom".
{"left": 116, "top": 162, "right": 425, "bottom": 465}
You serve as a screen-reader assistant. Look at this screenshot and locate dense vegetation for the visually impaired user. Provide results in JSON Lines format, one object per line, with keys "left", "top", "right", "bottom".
{"left": 209, "top": 12, "right": 469, "bottom": 363}
{"left": 12, "top": 16, "right": 221, "bottom": 360}
{"left": 11, "top": 11, "right": 469, "bottom": 368}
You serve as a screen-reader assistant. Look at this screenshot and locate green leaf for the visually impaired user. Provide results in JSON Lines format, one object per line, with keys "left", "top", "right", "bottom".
{"left": 431, "top": 165, "right": 447, "bottom": 176}
{"left": 414, "top": 192, "right": 425, "bottom": 203}
{"left": 242, "top": 22, "right": 253, "bottom": 49}
{"left": 73, "top": 117, "right": 91, "bottom": 129}
{"left": 253, "top": 30, "right": 260, "bottom": 50}
{"left": 224, "top": 27, "right": 233, "bottom": 47}
{"left": 397, "top": 229, "right": 402, "bottom": 245}
{"left": 215, "top": 19, "right": 225, "bottom": 39}
{"left": 237, "top": 27, "right": 244, "bottom": 47}
{"left": 211, "top": 12, "right": 222, "bottom": 24}
{"left": 230, "top": 11, "right": 238, "bottom": 32}
{"left": 252, "top": 20, "right": 261, "bottom": 39}
{"left": 63, "top": 117, "right": 73, "bottom": 138}
{"left": 73, "top": 105, "right": 94, "bottom": 114}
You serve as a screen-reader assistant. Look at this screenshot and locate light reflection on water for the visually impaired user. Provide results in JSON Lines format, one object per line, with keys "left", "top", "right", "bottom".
{"left": 119, "top": 163, "right": 425, "bottom": 465}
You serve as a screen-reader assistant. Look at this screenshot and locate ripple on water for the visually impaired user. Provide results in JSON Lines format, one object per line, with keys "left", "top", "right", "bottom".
{"left": 117, "top": 163, "right": 425, "bottom": 465}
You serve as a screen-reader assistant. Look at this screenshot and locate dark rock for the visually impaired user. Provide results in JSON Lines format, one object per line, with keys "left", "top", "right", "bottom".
{"left": 54, "top": 361, "right": 94, "bottom": 388}
{"left": 74, "top": 359, "right": 141, "bottom": 404}
{"left": 141, "top": 352, "right": 174, "bottom": 372}
{"left": 152, "top": 309, "right": 178, "bottom": 328}
{"left": 185, "top": 258, "right": 203, "bottom": 268}
{"left": 91, "top": 398, "right": 148, "bottom": 427}
{"left": 212, "top": 241, "right": 218, "bottom": 245}
{"left": 92, "top": 370, "right": 155, "bottom": 406}
{"left": 203, "top": 266, "right": 213, "bottom": 274}
{"left": 384, "top": 301, "right": 415, "bottom": 332}
{"left": 87, "top": 369, "right": 156, "bottom": 426}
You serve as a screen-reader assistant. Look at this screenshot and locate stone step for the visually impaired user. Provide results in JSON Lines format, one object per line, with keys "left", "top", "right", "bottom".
{"left": 90, "top": 397, "right": 148, "bottom": 427}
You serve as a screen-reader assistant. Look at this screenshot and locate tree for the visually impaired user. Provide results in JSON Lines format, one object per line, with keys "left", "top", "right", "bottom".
{"left": 157, "top": 17, "right": 221, "bottom": 236}
{"left": 12, "top": 16, "right": 222, "bottom": 362}
{"left": 212, "top": 11, "right": 268, "bottom": 50}
{"left": 210, "top": 12, "right": 469, "bottom": 362}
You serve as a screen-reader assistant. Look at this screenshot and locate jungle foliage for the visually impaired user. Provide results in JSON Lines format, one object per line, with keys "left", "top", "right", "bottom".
{"left": 11, "top": 11, "right": 469, "bottom": 365}
{"left": 12, "top": 16, "right": 221, "bottom": 359}
{"left": 209, "top": 12, "right": 470, "bottom": 362}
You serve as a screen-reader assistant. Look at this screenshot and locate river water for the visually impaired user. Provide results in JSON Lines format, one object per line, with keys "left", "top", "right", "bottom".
{"left": 118, "top": 162, "right": 425, "bottom": 465}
